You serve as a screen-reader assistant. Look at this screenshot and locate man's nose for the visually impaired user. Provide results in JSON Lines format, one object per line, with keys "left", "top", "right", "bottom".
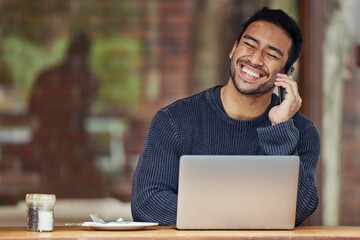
{"left": 248, "top": 50, "right": 264, "bottom": 67}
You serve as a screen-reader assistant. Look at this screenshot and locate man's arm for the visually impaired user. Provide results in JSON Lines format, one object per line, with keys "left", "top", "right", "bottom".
{"left": 257, "top": 119, "right": 321, "bottom": 226}
{"left": 131, "top": 108, "right": 181, "bottom": 225}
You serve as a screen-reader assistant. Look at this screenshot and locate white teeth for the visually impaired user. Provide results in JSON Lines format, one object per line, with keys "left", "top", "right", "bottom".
{"left": 242, "top": 66, "right": 261, "bottom": 78}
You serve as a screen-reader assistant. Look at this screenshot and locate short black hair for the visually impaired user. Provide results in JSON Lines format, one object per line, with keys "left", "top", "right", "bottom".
{"left": 237, "top": 7, "right": 303, "bottom": 71}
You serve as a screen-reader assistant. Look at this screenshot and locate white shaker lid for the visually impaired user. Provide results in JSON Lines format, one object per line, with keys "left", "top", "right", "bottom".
{"left": 26, "top": 194, "right": 56, "bottom": 207}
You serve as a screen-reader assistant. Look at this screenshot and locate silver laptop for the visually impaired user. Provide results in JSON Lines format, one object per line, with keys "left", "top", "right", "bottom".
{"left": 176, "top": 155, "right": 300, "bottom": 230}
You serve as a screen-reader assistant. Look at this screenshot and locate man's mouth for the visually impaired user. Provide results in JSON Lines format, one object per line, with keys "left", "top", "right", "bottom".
{"left": 236, "top": 59, "right": 269, "bottom": 80}
{"left": 241, "top": 65, "right": 262, "bottom": 79}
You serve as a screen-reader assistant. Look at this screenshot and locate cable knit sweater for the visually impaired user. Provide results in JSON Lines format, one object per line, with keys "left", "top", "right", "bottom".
{"left": 131, "top": 86, "right": 320, "bottom": 227}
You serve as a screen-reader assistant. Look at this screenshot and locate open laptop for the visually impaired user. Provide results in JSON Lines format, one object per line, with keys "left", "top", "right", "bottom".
{"left": 176, "top": 155, "right": 300, "bottom": 230}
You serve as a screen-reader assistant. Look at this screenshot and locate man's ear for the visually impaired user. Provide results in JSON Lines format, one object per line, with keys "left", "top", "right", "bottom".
{"left": 229, "top": 41, "right": 238, "bottom": 59}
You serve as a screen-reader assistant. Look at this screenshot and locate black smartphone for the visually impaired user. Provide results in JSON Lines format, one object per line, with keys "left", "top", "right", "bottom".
{"left": 278, "top": 66, "right": 294, "bottom": 104}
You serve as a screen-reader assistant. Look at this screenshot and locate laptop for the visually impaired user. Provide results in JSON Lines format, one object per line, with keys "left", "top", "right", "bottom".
{"left": 176, "top": 155, "right": 300, "bottom": 230}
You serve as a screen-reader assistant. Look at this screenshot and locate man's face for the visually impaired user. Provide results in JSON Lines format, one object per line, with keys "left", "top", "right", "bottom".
{"left": 229, "top": 21, "right": 292, "bottom": 96}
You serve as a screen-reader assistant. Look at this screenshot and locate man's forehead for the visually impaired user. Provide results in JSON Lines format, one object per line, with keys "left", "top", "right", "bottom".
{"left": 242, "top": 21, "right": 292, "bottom": 54}
{"left": 243, "top": 21, "right": 290, "bottom": 37}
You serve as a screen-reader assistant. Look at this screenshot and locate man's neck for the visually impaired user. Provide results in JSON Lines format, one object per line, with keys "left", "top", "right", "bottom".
{"left": 220, "top": 78, "right": 273, "bottom": 120}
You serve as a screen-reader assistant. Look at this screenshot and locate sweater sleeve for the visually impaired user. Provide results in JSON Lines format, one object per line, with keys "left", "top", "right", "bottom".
{"left": 257, "top": 119, "right": 321, "bottom": 226}
{"left": 131, "top": 108, "right": 181, "bottom": 225}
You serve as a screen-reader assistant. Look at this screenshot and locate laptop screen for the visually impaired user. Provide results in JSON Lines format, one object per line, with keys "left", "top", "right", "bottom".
{"left": 176, "top": 155, "right": 299, "bottom": 229}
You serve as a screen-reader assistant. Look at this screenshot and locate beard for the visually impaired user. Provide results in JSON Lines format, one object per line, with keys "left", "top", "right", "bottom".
{"left": 229, "top": 58, "right": 276, "bottom": 96}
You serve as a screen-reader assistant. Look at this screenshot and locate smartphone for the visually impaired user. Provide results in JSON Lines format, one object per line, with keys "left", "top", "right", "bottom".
{"left": 278, "top": 66, "right": 294, "bottom": 104}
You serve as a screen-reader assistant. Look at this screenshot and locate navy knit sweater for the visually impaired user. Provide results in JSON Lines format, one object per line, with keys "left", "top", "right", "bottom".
{"left": 131, "top": 86, "right": 320, "bottom": 227}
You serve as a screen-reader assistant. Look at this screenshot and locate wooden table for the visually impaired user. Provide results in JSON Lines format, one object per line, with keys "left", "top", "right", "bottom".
{"left": 1, "top": 225, "right": 360, "bottom": 239}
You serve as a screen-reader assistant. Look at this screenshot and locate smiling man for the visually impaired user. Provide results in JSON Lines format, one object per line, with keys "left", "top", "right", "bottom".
{"left": 131, "top": 7, "right": 320, "bottom": 227}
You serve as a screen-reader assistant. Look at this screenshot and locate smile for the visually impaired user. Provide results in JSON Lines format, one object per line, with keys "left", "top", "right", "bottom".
{"left": 241, "top": 66, "right": 262, "bottom": 79}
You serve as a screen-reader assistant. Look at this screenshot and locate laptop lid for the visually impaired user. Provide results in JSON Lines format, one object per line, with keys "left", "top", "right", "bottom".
{"left": 176, "top": 155, "right": 299, "bottom": 230}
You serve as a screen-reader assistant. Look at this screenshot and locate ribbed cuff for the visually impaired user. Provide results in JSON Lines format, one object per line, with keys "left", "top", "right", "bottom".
{"left": 257, "top": 119, "right": 299, "bottom": 155}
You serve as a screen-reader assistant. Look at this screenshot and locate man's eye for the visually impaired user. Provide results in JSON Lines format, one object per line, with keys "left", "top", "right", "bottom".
{"left": 244, "top": 42, "right": 255, "bottom": 48}
{"left": 267, "top": 53, "right": 278, "bottom": 60}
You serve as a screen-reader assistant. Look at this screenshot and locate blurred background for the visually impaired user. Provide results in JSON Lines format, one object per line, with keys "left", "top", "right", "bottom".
{"left": 0, "top": 0, "right": 359, "bottom": 226}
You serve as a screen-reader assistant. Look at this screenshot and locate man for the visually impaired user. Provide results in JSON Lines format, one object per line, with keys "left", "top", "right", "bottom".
{"left": 131, "top": 7, "right": 320, "bottom": 227}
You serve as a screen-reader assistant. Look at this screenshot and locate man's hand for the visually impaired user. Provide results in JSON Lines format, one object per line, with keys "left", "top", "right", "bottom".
{"left": 269, "top": 73, "right": 302, "bottom": 125}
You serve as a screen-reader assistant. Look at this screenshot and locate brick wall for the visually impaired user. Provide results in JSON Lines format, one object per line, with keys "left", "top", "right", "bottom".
{"left": 340, "top": 48, "right": 360, "bottom": 225}
{"left": 123, "top": 0, "right": 194, "bottom": 160}
{"left": 0, "top": 0, "right": 253, "bottom": 203}
{"left": 0, "top": 0, "right": 195, "bottom": 203}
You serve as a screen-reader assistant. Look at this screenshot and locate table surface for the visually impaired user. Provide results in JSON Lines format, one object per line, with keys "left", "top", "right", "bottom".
{"left": 1, "top": 226, "right": 360, "bottom": 239}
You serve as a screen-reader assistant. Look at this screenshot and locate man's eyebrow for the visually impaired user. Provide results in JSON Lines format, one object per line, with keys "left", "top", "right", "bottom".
{"left": 243, "top": 34, "right": 284, "bottom": 57}
{"left": 268, "top": 45, "right": 284, "bottom": 57}
{"left": 243, "top": 35, "right": 259, "bottom": 44}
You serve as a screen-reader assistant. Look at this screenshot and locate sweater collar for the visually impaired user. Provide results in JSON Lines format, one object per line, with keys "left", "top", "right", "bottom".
{"left": 207, "top": 85, "right": 277, "bottom": 126}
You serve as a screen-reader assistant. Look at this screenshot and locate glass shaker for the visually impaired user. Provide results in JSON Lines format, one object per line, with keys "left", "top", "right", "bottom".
{"left": 26, "top": 194, "right": 56, "bottom": 232}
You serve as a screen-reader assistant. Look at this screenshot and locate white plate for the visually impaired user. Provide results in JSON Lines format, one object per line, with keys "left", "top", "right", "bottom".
{"left": 81, "top": 222, "right": 158, "bottom": 231}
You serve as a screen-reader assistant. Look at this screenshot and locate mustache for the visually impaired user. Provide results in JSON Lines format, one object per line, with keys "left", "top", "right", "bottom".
{"left": 237, "top": 59, "right": 269, "bottom": 78}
